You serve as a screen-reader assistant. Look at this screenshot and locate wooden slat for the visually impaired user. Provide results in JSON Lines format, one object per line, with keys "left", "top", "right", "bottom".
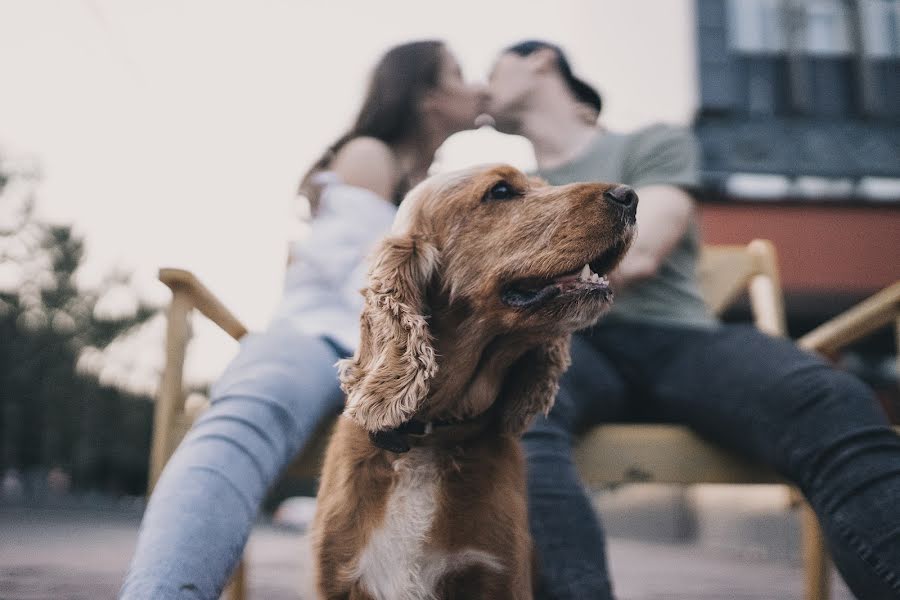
{"left": 697, "top": 244, "right": 758, "bottom": 315}
{"left": 159, "top": 268, "right": 249, "bottom": 342}
{"left": 799, "top": 281, "right": 900, "bottom": 354}
{"left": 574, "top": 425, "right": 782, "bottom": 486}
{"left": 149, "top": 289, "right": 192, "bottom": 493}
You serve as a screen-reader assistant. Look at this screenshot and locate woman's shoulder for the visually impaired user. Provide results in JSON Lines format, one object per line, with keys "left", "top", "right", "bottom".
{"left": 329, "top": 136, "right": 399, "bottom": 200}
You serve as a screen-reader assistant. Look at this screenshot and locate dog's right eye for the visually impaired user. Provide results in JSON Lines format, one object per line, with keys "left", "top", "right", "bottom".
{"left": 483, "top": 181, "right": 520, "bottom": 202}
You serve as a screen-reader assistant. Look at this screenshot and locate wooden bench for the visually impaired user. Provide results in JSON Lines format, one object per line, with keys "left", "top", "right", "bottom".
{"left": 151, "top": 241, "right": 900, "bottom": 599}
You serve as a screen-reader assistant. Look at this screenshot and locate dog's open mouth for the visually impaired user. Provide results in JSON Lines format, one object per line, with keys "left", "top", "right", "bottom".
{"left": 501, "top": 239, "right": 629, "bottom": 309}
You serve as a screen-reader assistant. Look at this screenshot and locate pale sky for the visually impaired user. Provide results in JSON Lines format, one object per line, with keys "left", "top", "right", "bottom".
{"left": 0, "top": 0, "right": 698, "bottom": 391}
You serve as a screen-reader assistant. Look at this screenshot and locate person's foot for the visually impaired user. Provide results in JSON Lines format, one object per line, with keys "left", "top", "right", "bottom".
{"left": 1, "top": 469, "right": 25, "bottom": 503}
{"left": 272, "top": 496, "right": 317, "bottom": 531}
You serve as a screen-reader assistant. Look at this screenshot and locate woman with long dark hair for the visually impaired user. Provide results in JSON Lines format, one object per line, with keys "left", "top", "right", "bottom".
{"left": 120, "top": 40, "right": 484, "bottom": 599}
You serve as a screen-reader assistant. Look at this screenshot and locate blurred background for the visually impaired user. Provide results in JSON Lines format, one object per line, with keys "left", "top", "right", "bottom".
{"left": 0, "top": 1, "right": 897, "bottom": 598}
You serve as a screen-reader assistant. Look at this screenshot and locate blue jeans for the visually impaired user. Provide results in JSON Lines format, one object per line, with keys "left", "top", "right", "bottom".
{"left": 525, "top": 322, "right": 900, "bottom": 600}
{"left": 119, "top": 323, "right": 346, "bottom": 599}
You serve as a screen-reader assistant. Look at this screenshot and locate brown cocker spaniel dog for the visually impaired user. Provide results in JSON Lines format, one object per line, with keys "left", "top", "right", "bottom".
{"left": 312, "top": 164, "right": 637, "bottom": 600}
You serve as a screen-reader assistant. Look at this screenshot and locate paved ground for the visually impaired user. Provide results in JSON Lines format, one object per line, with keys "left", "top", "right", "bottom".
{"left": 0, "top": 504, "right": 854, "bottom": 600}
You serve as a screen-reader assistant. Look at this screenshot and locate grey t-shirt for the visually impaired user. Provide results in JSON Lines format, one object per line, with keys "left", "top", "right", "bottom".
{"left": 536, "top": 123, "right": 715, "bottom": 328}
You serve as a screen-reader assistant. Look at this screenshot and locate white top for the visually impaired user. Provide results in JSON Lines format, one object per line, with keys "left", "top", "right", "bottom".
{"left": 270, "top": 172, "right": 398, "bottom": 352}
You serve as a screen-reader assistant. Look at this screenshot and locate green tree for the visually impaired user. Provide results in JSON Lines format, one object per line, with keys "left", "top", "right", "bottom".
{"left": 0, "top": 154, "right": 158, "bottom": 496}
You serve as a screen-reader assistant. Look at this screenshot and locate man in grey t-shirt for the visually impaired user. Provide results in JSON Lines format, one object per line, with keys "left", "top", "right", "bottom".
{"left": 486, "top": 40, "right": 900, "bottom": 600}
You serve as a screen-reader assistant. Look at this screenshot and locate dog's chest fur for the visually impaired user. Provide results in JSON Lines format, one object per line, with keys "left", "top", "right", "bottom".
{"left": 351, "top": 447, "right": 503, "bottom": 600}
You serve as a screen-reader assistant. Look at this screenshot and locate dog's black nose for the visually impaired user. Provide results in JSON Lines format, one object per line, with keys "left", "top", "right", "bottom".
{"left": 603, "top": 185, "right": 638, "bottom": 210}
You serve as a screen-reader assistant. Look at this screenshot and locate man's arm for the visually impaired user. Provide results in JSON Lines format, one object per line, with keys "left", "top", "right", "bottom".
{"left": 611, "top": 184, "right": 695, "bottom": 289}
{"left": 610, "top": 124, "right": 700, "bottom": 289}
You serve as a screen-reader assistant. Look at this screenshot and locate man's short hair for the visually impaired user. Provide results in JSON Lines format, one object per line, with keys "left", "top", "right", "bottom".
{"left": 505, "top": 40, "right": 602, "bottom": 116}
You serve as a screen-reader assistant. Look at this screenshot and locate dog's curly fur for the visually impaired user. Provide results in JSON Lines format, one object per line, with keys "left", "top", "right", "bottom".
{"left": 340, "top": 236, "right": 440, "bottom": 431}
{"left": 313, "top": 164, "right": 636, "bottom": 600}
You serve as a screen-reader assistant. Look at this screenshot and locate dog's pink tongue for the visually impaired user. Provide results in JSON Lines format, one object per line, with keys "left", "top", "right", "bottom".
{"left": 553, "top": 270, "right": 581, "bottom": 284}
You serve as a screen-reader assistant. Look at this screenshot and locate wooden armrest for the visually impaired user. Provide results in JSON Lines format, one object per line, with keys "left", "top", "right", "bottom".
{"left": 747, "top": 239, "right": 786, "bottom": 337}
{"left": 698, "top": 239, "right": 786, "bottom": 337}
{"left": 159, "top": 268, "right": 249, "bottom": 341}
{"left": 799, "top": 281, "right": 900, "bottom": 354}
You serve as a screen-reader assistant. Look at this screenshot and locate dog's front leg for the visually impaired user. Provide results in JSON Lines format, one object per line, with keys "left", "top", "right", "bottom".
{"left": 437, "top": 567, "right": 532, "bottom": 600}
{"left": 347, "top": 583, "right": 377, "bottom": 600}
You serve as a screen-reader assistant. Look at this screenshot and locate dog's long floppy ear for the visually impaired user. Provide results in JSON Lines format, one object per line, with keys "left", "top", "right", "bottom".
{"left": 339, "top": 235, "right": 439, "bottom": 432}
{"left": 498, "top": 335, "right": 572, "bottom": 436}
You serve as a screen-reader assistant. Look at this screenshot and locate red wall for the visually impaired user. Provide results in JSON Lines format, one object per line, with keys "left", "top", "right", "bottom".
{"left": 699, "top": 204, "right": 900, "bottom": 295}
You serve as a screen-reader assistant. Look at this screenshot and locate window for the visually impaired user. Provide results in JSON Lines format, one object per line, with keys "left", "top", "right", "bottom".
{"left": 859, "top": 0, "right": 900, "bottom": 58}
{"left": 727, "top": 0, "right": 787, "bottom": 53}
{"left": 801, "top": 0, "right": 852, "bottom": 56}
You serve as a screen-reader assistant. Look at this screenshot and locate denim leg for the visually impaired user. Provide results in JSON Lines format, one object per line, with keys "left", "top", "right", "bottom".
{"left": 611, "top": 323, "right": 900, "bottom": 600}
{"left": 524, "top": 335, "right": 627, "bottom": 600}
{"left": 785, "top": 367, "right": 900, "bottom": 599}
{"left": 119, "top": 326, "right": 345, "bottom": 600}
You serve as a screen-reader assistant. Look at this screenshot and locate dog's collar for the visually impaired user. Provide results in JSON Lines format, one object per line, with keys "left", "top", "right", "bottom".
{"left": 369, "top": 412, "right": 493, "bottom": 454}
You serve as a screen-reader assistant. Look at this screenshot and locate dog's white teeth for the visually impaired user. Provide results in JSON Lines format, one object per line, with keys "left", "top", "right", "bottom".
{"left": 579, "top": 264, "right": 591, "bottom": 281}
{"left": 579, "top": 264, "right": 609, "bottom": 285}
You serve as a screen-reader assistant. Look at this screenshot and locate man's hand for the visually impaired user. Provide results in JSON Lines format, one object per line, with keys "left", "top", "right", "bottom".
{"left": 610, "top": 184, "right": 695, "bottom": 290}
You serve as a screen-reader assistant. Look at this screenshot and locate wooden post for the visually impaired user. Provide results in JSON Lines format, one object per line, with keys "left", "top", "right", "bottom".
{"left": 749, "top": 239, "right": 831, "bottom": 599}
{"left": 802, "top": 501, "right": 830, "bottom": 600}
{"left": 224, "top": 559, "right": 246, "bottom": 600}
{"left": 895, "top": 314, "right": 900, "bottom": 394}
{"left": 149, "top": 287, "right": 192, "bottom": 493}
{"left": 748, "top": 239, "right": 787, "bottom": 337}
{"left": 152, "top": 269, "right": 250, "bottom": 599}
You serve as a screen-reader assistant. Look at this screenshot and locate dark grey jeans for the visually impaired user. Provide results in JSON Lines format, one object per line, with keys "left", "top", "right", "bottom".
{"left": 525, "top": 321, "right": 900, "bottom": 600}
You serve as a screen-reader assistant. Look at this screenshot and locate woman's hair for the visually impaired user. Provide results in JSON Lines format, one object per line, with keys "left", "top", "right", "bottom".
{"left": 299, "top": 40, "right": 446, "bottom": 210}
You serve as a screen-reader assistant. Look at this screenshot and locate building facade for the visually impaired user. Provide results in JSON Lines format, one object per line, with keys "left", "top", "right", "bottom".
{"left": 692, "top": 0, "right": 900, "bottom": 330}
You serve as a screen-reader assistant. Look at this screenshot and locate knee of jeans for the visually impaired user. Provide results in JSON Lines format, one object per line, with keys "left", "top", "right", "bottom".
{"left": 828, "top": 369, "right": 879, "bottom": 407}
{"left": 783, "top": 366, "right": 884, "bottom": 428}
{"left": 211, "top": 361, "right": 305, "bottom": 406}
{"left": 523, "top": 417, "right": 574, "bottom": 465}
{"left": 778, "top": 368, "right": 895, "bottom": 490}
{"left": 187, "top": 396, "right": 300, "bottom": 473}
